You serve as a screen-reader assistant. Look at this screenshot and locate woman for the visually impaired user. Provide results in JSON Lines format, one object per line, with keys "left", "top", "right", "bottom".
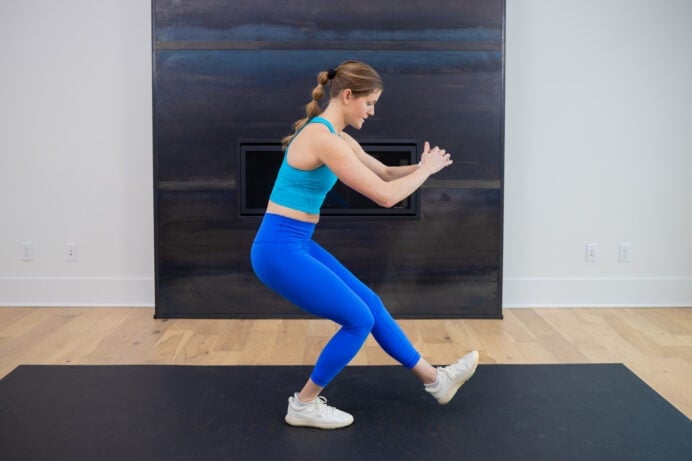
{"left": 251, "top": 60, "right": 478, "bottom": 429}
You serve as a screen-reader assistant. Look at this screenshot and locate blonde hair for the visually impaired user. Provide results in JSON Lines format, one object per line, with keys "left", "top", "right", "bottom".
{"left": 281, "top": 60, "right": 383, "bottom": 148}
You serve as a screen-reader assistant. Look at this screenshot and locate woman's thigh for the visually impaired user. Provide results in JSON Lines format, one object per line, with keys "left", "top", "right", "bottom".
{"left": 252, "top": 242, "right": 373, "bottom": 328}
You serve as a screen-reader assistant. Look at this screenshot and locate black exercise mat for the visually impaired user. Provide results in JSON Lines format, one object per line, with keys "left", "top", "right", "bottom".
{"left": 0, "top": 364, "right": 690, "bottom": 460}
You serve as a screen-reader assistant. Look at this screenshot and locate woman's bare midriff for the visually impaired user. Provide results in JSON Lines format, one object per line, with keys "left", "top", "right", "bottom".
{"left": 265, "top": 200, "right": 320, "bottom": 224}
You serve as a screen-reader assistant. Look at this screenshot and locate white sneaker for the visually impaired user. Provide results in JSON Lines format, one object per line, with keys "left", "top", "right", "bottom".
{"left": 425, "top": 351, "right": 479, "bottom": 405}
{"left": 285, "top": 394, "right": 354, "bottom": 429}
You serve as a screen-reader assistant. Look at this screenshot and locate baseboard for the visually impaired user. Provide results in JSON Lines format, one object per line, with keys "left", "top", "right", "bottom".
{"left": 0, "top": 277, "right": 155, "bottom": 307}
{"left": 503, "top": 276, "right": 692, "bottom": 308}
{"left": 2, "top": 276, "right": 690, "bottom": 309}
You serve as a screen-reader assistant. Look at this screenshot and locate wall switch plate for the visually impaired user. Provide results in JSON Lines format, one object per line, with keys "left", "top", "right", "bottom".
{"left": 585, "top": 243, "right": 598, "bottom": 262}
{"left": 21, "top": 242, "right": 33, "bottom": 261}
{"left": 618, "top": 243, "right": 632, "bottom": 262}
{"left": 65, "top": 243, "right": 78, "bottom": 262}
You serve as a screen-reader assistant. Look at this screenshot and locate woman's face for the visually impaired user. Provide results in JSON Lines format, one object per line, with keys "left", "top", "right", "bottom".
{"left": 345, "top": 90, "right": 382, "bottom": 130}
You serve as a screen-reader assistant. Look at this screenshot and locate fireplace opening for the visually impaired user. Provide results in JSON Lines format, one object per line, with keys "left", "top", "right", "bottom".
{"left": 239, "top": 140, "right": 420, "bottom": 217}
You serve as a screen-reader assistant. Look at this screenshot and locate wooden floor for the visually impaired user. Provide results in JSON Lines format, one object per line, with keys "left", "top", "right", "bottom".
{"left": 1, "top": 307, "right": 690, "bottom": 418}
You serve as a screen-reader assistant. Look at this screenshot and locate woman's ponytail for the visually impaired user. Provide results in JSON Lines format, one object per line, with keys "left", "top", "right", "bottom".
{"left": 281, "top": 62, "right": 382, "bottom": 149}
{"left": 281, "top": 70, "right": 331, "bottom": 148}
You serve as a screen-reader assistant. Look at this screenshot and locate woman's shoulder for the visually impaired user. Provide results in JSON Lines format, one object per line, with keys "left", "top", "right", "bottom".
{"left": 299, "top": 123, "right": 350, "bottom": 150}
{"left": 337, "top": 130, "right": 364, "bottom": 155}
{"left": 287, "top": 124, "right": 350, "bottom": 168}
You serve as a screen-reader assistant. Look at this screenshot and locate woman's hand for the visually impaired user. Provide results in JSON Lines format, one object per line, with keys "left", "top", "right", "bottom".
{"left": 419, "top": 141, "right": 453, "bottom": 174}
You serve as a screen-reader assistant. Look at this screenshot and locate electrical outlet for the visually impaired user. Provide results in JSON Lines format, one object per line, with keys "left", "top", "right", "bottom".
{"left": 618, "top": 243, "right": 632, "bottom": 262}
{"left": 65, "top": 243, "right": 78, "bottom": 262}
{"left": 21, "top": 242, "right": 33, "bottom": 261}
{"left": 585, "top": 243, "right": 598, "bottom": 262}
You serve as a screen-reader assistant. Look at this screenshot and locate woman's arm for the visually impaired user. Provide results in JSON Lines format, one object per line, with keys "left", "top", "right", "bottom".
{"left": 317, "top": 132, "right": 452, "bottom": 208}
{"left": 339, "top": 131, "right": 418, "bottom": 181}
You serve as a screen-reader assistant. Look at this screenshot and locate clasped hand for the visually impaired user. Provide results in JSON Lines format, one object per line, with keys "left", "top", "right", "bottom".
{"left": 420, "top": 141, "right": 453, "bottom": 174}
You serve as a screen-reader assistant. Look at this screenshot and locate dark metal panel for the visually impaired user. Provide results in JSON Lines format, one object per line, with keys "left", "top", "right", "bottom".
{"left": 154, "top": 0, "right": 503, "bottom": 48}
{"left": 154, "top": 49, "right": 503, "bottom": 183}
{"left": 155, "top": 188, "right": 500, "bottom": 318}
{"left": 152, "top": 0, "right": 505, "bottom": 319}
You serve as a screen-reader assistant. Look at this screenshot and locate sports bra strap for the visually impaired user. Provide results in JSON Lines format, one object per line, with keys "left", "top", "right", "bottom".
{"left": 308, "top": 116, "right": 337, "bottom": 134}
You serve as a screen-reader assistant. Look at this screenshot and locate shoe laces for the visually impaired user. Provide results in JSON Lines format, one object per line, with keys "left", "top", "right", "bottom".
{"left": 440, "top": 366, "right": 457, "bottom": 381}
{"left": 309, "top": 396, "right": 335, "bottom": 415}
{"left": 443, "top": 359, "right": 469, "bottom": 380}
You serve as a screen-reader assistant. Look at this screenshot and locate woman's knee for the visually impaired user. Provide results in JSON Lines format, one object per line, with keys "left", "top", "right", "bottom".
{"left": 361, "top": 289, "right": 390, "bottom": 320}
{"left": 342, "top": 306, "right": 375, "bottom": 336}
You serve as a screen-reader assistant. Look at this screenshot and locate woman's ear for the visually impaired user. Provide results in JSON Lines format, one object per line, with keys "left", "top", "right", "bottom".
{"left": 342, "top": 89, "right": 352, "bottom": 104}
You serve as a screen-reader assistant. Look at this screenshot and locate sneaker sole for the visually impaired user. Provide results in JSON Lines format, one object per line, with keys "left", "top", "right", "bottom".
{"left": 285, "top": 414, "right": 354, "bottom": 430}
{"left": 437, "top": 351, "right": 479, "bottom": 405}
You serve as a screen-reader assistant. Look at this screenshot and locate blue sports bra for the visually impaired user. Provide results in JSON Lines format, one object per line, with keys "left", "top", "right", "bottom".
{"left": 269, "top": 117, "right": 339, "bottom": 214}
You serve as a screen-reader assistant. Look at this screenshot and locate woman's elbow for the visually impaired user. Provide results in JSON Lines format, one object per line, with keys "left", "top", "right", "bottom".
{"left": 375, "top": 194, "right": 400, "bottom": 208}
{"left": 381, "top": 167, "right": 397, "bottom": 182}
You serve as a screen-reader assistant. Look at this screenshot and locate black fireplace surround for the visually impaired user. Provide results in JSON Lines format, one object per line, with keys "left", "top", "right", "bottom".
{"left": 153, "top": 0, "right": 505, "bottom": 318}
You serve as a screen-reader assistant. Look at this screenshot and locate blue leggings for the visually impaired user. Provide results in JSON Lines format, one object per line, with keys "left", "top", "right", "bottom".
{"left": 250, "top": 213, "right": 421, "bottom": 387}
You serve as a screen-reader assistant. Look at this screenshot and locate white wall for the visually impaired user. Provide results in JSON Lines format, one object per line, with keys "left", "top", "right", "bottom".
{"left": 0, "top": 0, "right": 154, "bottom": 306}
{"left": 0, "top": 0, "right": 690, "bottom": 308}
{"left": 504, "top": 0, "right": 692, "bottom": 306}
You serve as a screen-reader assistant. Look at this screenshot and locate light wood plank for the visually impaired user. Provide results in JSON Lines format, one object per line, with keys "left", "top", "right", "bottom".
{"left": 0, "top": 307, "right": 690, "bottom": 418}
